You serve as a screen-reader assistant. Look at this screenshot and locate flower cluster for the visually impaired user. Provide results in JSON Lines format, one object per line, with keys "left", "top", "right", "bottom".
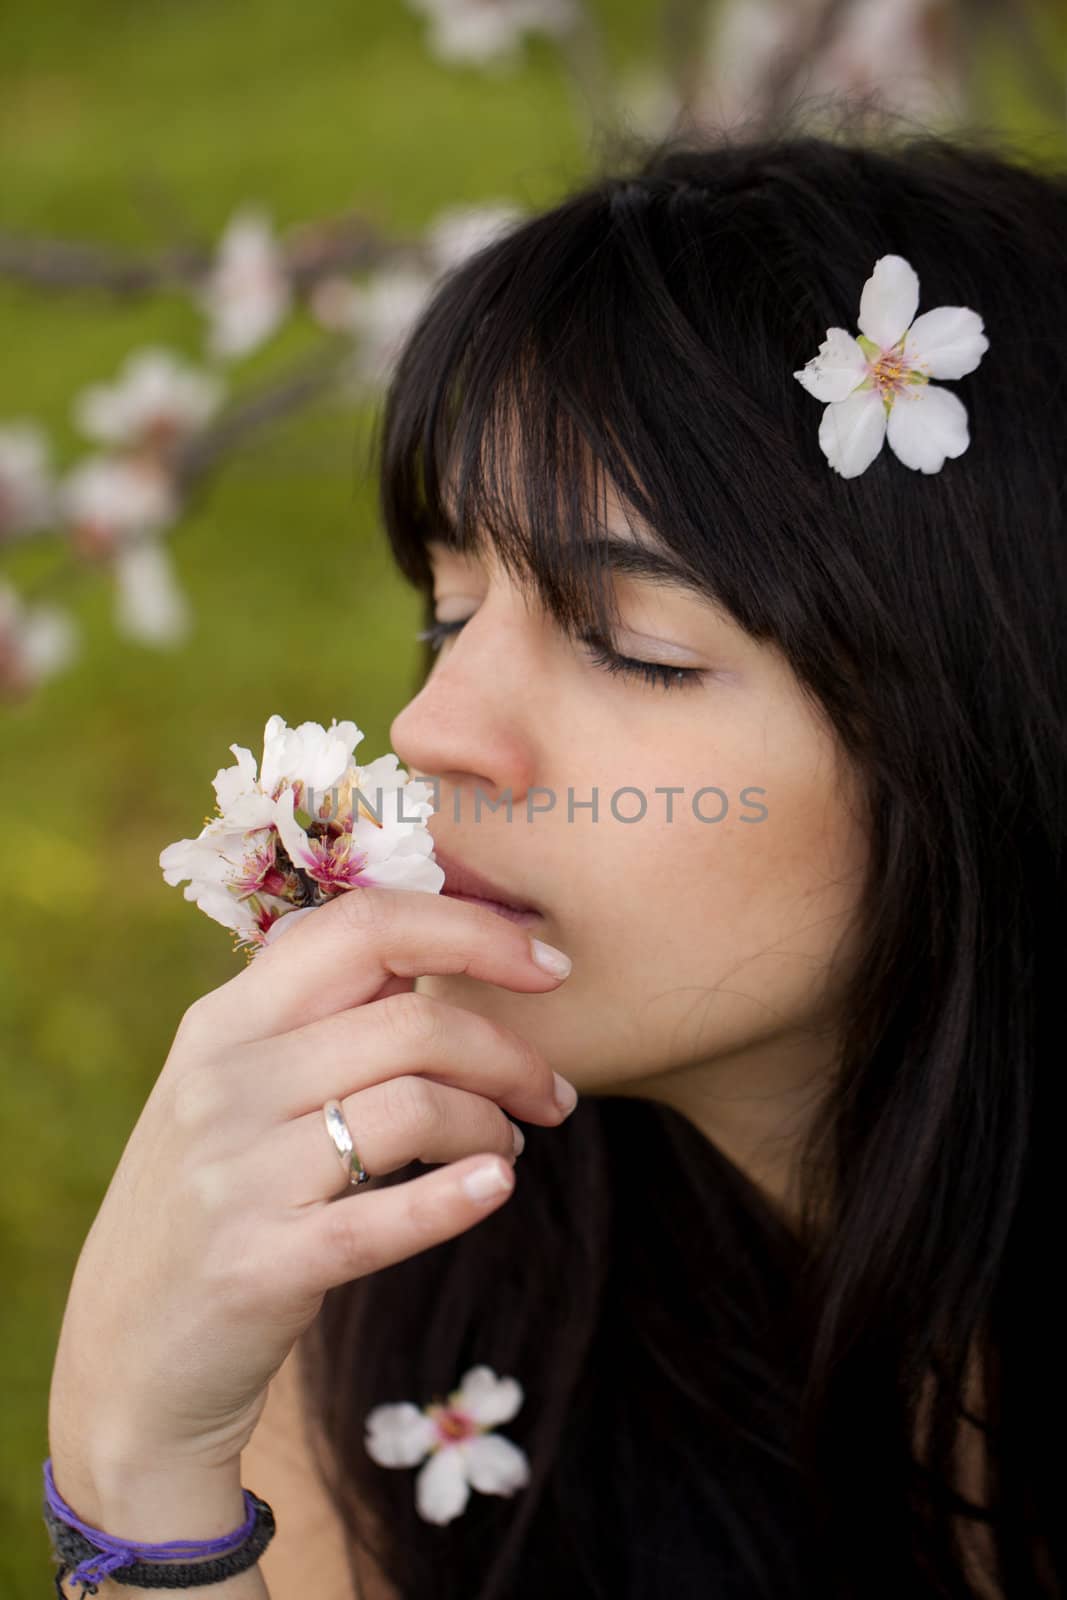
{"left": 364, "top": 1365, "right": 530, "bottom": 1525}
{"left": 159, "top": 714, "right": 444, "bottom": 954}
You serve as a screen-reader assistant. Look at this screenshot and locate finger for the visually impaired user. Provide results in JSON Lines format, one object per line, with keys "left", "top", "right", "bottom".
{"left": 187, "top": 886, "right": 571, "bottom": 1051}
{"left": 270, "top": 1078, "right": 524, "bottom": 1207}
{"left": 285, "top": 1154, "right": 518, "bottom": 1297}
{"left": 231, "top": 991, "right": 570, "bottom": 1130}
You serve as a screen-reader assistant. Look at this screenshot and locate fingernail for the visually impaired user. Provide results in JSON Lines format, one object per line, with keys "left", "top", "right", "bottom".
{"left": 529, "top": 939, "right": 572, "bottom": 979}
{"left": 462, "top": 1160, "right": 514, "bottom": 1203}
{"left": 510, "top": 1121, "right": 525, "bottom": 1157}
{"left": 552, "top": 1071, "right": 578, "bottom": 1117}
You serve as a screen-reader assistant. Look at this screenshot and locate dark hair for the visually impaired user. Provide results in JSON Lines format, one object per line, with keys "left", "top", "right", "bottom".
{"left": 300, "top": 116, "right": 1066, "bottom": 1599}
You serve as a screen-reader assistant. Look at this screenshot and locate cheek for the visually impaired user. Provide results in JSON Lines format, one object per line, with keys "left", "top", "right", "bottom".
{"left": 555, "top": 720, "right": 869, "bottom": 1078}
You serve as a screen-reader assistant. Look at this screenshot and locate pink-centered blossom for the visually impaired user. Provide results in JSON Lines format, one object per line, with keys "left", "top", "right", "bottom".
{"left": 793, "top": 253, "right": 989, "bottom": 479}
{"left": 73, "top": 348, "right": 224, "bottom": 457}
{"left": 365, "top": 1365, "right": 530, "bottom": 1525}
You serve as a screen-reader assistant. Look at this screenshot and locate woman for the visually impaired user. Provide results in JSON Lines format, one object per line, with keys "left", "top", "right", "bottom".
{"left": 47, "top": 124, "right": 1065, "bottom": 1600}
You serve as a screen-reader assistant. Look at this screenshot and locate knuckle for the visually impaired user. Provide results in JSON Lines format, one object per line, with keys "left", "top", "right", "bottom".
{"left": 318, "top": 1200, "right": 375, "bottom": 1279}
{"left": 170, "top": 1061, "right": 227, "bottom": 1135}
{"left": 381, "top": 1074, "right": 441, "bottom": 1139}
{"left": 378, "top": 990, "right": 442, "bottom": 1053}
{"left": 335, "top": 885, "right": 397, "bottom": 941}
{"left": 482, "top": 1013, "right": 545, "bottom": 1094}
{"left": 173, "top": 995, "right": 216, "bottom": 1054}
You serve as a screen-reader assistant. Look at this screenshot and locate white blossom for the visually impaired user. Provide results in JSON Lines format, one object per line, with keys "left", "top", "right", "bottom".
{"left": 0, "top": 578, "right": 78, "bottom": 699}
{"left": 314, "top": 266, "right": 437, "bottom": 390}
{"left": 73, "top": 348, "right": 224, "bottom": 452}
{"left": 793, "top": 254, "right": 990, "bottom": 478}
{"left": 365, "top": 1365, "right": 530, "bottom": 1525}
{"left": 0, "top": 423, "right": 55, "bottom": 541}
{"left": 426, "top": 202, "right": 524, "bottom": 274}
{"left": 200, "top": 208, "right": 292, "bottom": 361}
{"left": 58, "top": 455, "right": 178, "bottom": 559}
{"left": 406, "top": 0, "right": 576, "bottom": 67}
{"left": 310, "top": 203, "right": 523, "bottom": 389}
{"left": 160, "top": 714, "right": 444, "bottom": 954}
{"left": 113, "top": 536, "right": 192, "bottom": 647}
{"left": 702, "top": 0, "right": 963, "bottom": 128}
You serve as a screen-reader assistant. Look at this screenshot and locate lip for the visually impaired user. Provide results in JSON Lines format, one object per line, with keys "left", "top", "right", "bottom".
{"left": 432, "top": 846, "right": 542, "bottom": 925}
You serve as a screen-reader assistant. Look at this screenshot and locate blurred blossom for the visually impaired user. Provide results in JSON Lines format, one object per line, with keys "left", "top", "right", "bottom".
{"left": 0, "top": 578, "right": 78, "bottom": 701}
{"left": 703, "top": 0, "right": 961, "bottom": 125}
{"left": 814, "top": 0, "right": 961, "bottom": 118}
{"left": 73, "top": 348, "right": 225, "bottom": 457}
{"left": 341, "top": 267, "right": 438, "bottom": 389}
{"left": 426, "top": 201, "right": 524, "bottom": 272}
{"left": 311, "top": 265, "right": 436, "bottom": 389}
{"left": 0, "top": 423, "right": 55, "bottom": 542}
{"left": 200, "top": 208, "right": 293, "bottom": 360}
{"left": 59, "top": 455, "right": 178, "bottom": 561}
{"left": 113, "top": 536, "right": 192, "bottom": 647}
{"left": 311, "top": 203, "right": 524, "bottom": 390}
{"left": 406, "top": 0, "right": 577, "bottom": 67}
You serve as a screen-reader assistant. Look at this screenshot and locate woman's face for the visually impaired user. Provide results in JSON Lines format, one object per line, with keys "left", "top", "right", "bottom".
{"left": 389, "top": 481, "right": 870, "bottom": 1189}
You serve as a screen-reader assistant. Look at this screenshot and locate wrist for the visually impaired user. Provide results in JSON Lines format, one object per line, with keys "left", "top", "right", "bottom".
{"left": 48, "top": 1450, "right": 249, "bottom": 1551}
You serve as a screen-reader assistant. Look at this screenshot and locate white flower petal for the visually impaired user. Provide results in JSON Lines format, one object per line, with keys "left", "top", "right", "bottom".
{"left": 60, "top": 457, "right": 177, "bottom": 543}
{"left": 793, "top": 327, "right": 868, "bottom": 402}
{"left": 113, "top": 538, "right": 191, "bottom": 646}
{"left": 364, "top": 1402, "right": 438, "bottom": 1468}
{"left": 358, "top": 853, "right": 446, "bottom": 893}
{"left": 415, "top": 1447, "right": 471, "bottom": 1525}
{"left": 462, "top": 1432, "right": 530, "bottom": 1497}
{"left": 902, "top": 306, "right": 989, "bottom": 380}
{"left": 427, "top": 203, "right": 523, "bottom": 276}
{"left": 817, "top": 388, "right": 887, "bottom": 479}
{"left": 886, "top": 383, "right": 970, "bottom": 473}
{"left": 188, "top": 881, "right": 256, "bottom": 936}
{"left": 201, "top": 209, "right": 291, "bottom": 361}
{"left": 0, "top": 423, "right": 54, "bottom": 536}
{"left": 159, "top": 837, "right": 205, "bottom": 886}
{"left": 857, "top": 254, "right": 920, "bottom": 350}
{"left": 271, "top": 786, "right": 316, "bottom": 874}
{"left": 18, "top": 604, "right": 77, "bottom": 680}
{"left": 455, "top": 1365, "right": 524, "bottom": 1428}
{"left": 212, "top": 744, "right": 260, "bottom": 812}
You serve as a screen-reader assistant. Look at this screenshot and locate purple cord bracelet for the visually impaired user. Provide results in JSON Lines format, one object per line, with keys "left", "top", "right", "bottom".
{"left": 42, "top": 1457, "right": 260, "bottom": 1589}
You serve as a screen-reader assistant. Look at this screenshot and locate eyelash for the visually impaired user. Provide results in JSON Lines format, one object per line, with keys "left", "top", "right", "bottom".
{"left": 416, "top": 618, "right": 706, "bottom": 692}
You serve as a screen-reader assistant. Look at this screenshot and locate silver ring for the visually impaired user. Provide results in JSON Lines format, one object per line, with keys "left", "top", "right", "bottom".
{"left": 322, "top": 1098, "right": 370, "bottom": 1190}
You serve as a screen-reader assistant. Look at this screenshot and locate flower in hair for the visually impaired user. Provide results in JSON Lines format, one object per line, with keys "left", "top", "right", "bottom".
{"left": 793, "top": 254, "right": 989, "bottom": 479}
{"left": 364, "top": 1364, "right": 530, "bottom": 1525}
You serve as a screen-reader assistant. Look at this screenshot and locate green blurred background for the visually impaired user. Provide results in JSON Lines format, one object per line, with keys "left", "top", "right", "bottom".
{"left": 1, "top": 1, "right": 1064, "bottom": 1593}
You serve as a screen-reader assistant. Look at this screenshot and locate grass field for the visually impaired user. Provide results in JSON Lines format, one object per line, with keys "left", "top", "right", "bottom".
{"left": 1, "top": 2, "right": 1064, "bottom": 1594}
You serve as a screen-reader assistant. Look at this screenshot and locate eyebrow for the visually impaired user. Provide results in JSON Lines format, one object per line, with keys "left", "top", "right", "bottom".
{"left": 581, "top": 536, "right": 707, "bottom": 599}
{"left": 426, "top": 534, "right": 708, "bottom": 600}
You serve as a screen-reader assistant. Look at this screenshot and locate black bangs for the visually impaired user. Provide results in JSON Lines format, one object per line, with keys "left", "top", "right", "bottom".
{"left": 370, "top": 167, "right": 799, "bottom": 656}
{"left": 371, "top": 185, "right": 653, "bottom": 648}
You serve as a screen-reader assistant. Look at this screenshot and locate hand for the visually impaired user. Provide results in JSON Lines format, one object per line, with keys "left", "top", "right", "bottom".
{"left": 48, "top": 888, "right": 576, "bottom": 1495}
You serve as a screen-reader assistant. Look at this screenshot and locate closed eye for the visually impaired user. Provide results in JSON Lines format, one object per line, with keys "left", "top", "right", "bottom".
{"left": 415, "top": 617, "right": 707, "bottom": 692}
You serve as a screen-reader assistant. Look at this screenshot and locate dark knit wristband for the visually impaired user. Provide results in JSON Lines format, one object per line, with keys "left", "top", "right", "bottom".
{"left": 45, "top": 1491, "right": 276, "bottom": 1594}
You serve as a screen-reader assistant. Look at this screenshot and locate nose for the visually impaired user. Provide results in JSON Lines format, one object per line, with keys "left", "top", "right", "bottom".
{"left": 389, "top": 600, "right": 540, "bottom": 803}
